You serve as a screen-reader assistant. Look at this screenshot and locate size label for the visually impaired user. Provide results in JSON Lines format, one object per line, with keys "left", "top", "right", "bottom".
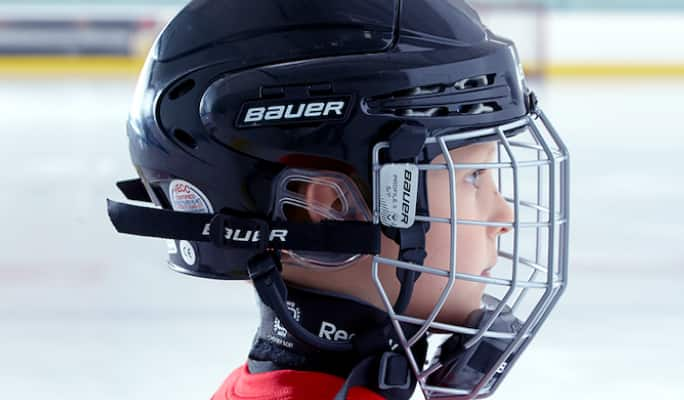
{"left": 378, "top": 164, "right": 419, "bottom": 228}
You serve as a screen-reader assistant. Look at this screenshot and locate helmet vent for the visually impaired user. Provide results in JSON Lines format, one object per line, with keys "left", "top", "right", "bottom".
{"left": 365, "top": 73, "right": 503, "bottom": 118}
{"left": 457, "top": 101, "right": 501, "bottom": 115}
{"left": 398, "top": 107, "right": 448, "bottom": 117}
{"left": 173, "top": 128, "right": 198, "bottom": 149}
{"left": 453, "top": 74, "right": 495, "bottom": 90}
{"left": 390, "top": 84, "right": 445, "bottom": 98}
{"left": 168, "top": 79, "right": 196, "bottom": 100}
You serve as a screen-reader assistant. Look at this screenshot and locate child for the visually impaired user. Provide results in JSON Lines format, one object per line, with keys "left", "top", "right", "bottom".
{"left": 107, "top": 0, "right": 570, "bottom": 399}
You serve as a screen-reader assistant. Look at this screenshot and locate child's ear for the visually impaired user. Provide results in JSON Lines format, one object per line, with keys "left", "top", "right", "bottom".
{"left": 303, "top": 181, "right": 342, "bottom": 223}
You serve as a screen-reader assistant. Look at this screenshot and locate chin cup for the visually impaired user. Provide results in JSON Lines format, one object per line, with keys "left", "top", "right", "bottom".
{"left": 426, "top": 296, "right": 524, "bottom": 396}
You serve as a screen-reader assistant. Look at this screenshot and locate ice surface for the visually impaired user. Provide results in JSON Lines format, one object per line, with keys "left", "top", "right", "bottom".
{"left": 0, "top": 77, "right": 682, "bottom": 399}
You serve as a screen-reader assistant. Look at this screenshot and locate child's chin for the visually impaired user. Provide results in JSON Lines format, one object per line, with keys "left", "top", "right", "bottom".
{"left": 430, "top": 302, "right": 482, "bottom": 327}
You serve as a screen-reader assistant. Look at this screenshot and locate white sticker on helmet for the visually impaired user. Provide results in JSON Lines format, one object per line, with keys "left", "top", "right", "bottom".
{"left": 166, "top": 239, "right": 178, "bottom": 255}
{"left": 378, "top": 164, "right": 419, "bottom": 228}
{"left": 168, "top": 180, "right": 214, "bottom": 214}
{"left": 179, "top": 240, "right": 196, "bottom": 266}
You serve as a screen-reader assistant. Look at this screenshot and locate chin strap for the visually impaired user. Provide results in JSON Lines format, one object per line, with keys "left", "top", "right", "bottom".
{"left": 386, "top": 123, "right": 430, "bottom": 315}
{"left": 333, "top": 123, "right": 433, "bottom": 398}
{"left": 107, "top": 180, "right": 381, "bottom": 256}
{"left": 392, "top": 222, "right": 428, "bottom": 314}
{"left": 111, "top": 178, "right": 424, "bottom": 399}
{"left": 333, "top": 350, "right": 422, "bottom": 400}
{"left": 249, "top": 253, "right": 427, "bottom": 400}
{"left": 248, "top": 252, "right": 354, "bottom": 352}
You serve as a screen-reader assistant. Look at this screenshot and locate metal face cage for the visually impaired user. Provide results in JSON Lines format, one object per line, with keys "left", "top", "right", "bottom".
{"left": 371, "top": 110, "right": 570, "bottom": 399}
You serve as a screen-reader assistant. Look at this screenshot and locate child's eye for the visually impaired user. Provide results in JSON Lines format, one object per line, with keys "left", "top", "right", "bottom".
{"left": 465, "top": 169, "right": 486, "bottom": 188}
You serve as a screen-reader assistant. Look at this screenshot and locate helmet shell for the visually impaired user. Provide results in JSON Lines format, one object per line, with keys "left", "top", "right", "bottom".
{"left": 126, "top": 0, "right": 529, "bottom": 279}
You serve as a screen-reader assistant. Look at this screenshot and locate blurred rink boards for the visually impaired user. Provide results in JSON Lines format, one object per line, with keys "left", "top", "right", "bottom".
{"left": 1, "top": 1, "right": 683, "bottom": 400}
{"left": 1, "top": 1, "right": 684, "bottom": 76}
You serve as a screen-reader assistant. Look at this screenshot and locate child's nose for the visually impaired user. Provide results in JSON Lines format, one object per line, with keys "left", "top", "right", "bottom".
{"left": 489, "top": 191, "right": 514, "bottom": 238}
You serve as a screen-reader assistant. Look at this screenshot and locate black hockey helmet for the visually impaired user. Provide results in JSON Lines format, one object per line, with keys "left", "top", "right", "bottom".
{"left": 110, "top": 0, "right": 530, "bottom": 279}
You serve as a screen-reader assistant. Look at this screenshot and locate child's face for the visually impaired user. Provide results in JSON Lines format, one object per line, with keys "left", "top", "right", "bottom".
{"left": 280, "top": 141, "right": 513, "bottom": 326}
{"left": 400, "top": 142, "right": 514, "bottom": 324}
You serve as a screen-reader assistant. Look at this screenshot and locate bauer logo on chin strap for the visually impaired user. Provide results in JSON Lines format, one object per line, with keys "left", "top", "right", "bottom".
{"left": 378, "top": 164, "right": 419, "bottom": 229}
{"left": 236, "top": 96, "right": 351, "bottom": 128}
{"left": 201, "top": 224, "right": 289, "bottom": 243}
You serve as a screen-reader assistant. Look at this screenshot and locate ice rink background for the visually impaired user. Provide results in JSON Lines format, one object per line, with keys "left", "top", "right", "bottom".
{"left": 2, "top": 76, "right": 683, "bottom": 399}
{"left": 2, "top": 1, "right": 684, "bottom": 399}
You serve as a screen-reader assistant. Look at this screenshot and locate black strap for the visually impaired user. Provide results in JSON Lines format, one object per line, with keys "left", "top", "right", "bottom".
{"left": 248, "top": 252, "right": 354, "bottom": 353}
{"left": 114, "top": 179, "right": 419, "bottom": 400}
{"left": 107, "top": 199, "right": 381, "bottom": 255}
{"left": 107, "top": 198, "right": 209, "bottom": 241}
{"left": 334, "top": 353, "right": 415, "bottom": 400}
{"left": 393, "top": 223, "right": 427, "bottom": 314}
{"left": 247, "top": 252, "right": 421, "bottom": 399}
{"left": 381, "top": 124, "right": 429, "bottom": 315}
{"left": 388, "top": 123, "right": 428, "bottom": 163}
{"left": 334, "top": 356, "right": 378, "bottom": 400}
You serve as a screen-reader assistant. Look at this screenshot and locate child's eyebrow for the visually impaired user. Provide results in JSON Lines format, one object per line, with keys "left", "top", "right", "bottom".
{"left": 486, "top": 145, "right": 497, "bottom": 159}
{"left": 476, "top": 144, "right": 497, "bottom": 162}
{"left": 448, "top": 143, "right": 497, "bottom": 163}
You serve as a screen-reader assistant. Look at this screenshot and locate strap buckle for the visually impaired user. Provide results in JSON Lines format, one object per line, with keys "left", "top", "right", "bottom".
{"left": 208, "top": 214, "right": 269, "bottom": 252}
{"left": 378, "top": 352, "right": 412, "bottom": 391}
{"left": 247, "top": 252, "right": 280, "bottom": 282}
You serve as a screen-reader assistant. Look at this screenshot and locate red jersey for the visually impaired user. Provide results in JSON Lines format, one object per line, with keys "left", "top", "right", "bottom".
{"left": 212, "top": 364, "right": 385, "bottom": 400}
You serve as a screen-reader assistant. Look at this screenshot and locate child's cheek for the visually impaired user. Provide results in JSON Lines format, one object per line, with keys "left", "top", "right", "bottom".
{"left": 455, "top": 189, "right": 481, "bottom": 220}
{"left": 456, "top": 225, "right": 488, "bottom": 275}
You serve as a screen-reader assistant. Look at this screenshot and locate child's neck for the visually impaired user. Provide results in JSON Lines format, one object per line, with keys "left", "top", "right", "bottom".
{"left": 247, "top": 283, "right": 389, "bottom": 378}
